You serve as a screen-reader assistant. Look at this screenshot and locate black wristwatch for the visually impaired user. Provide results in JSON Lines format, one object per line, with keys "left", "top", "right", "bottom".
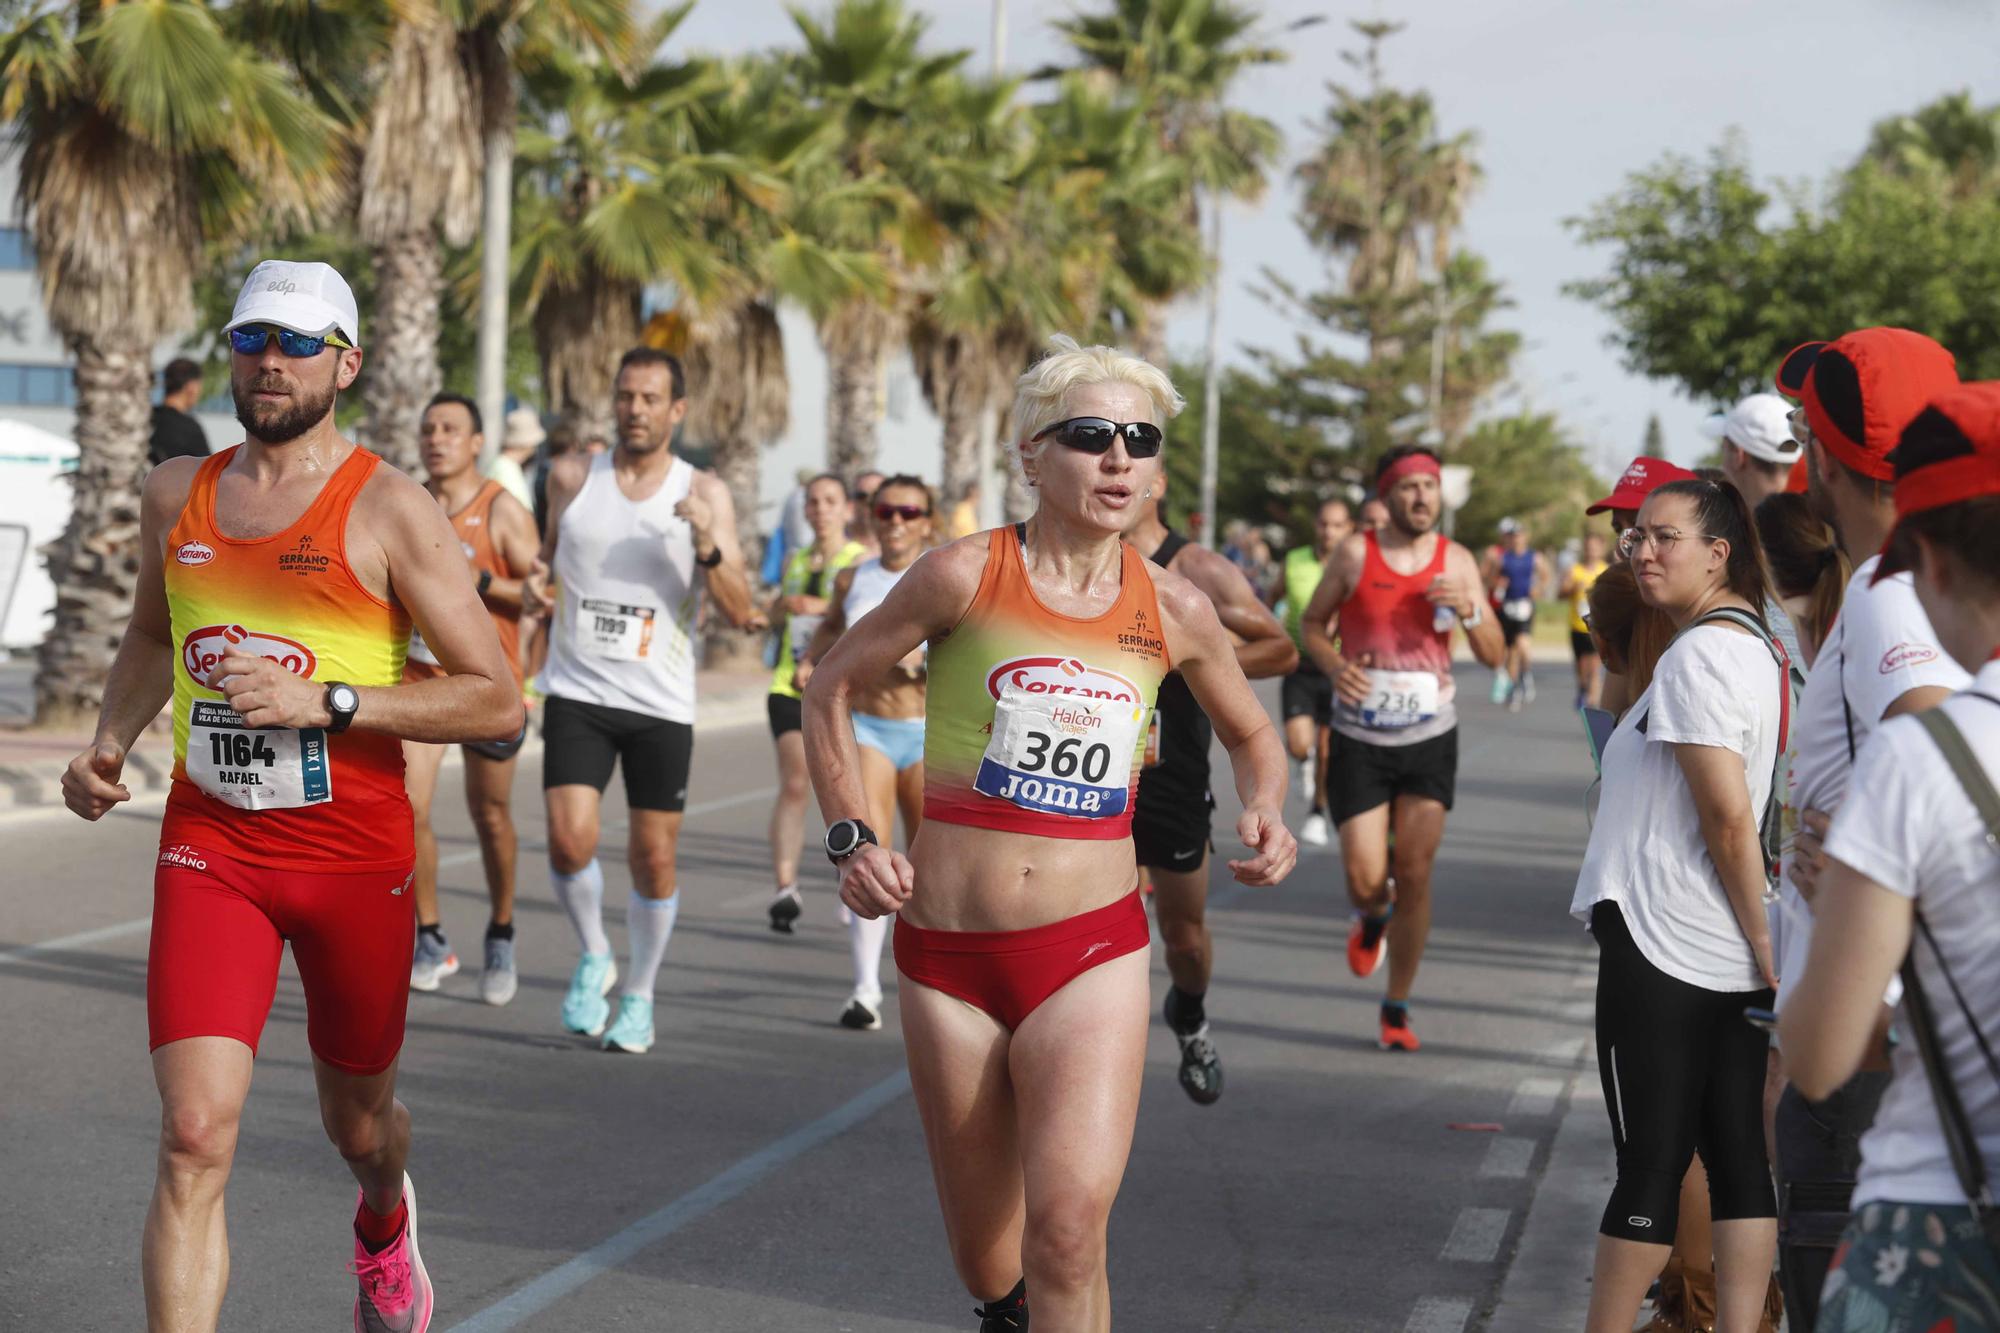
{"left": 323, "top": 681, "right": 360, "bottom": 735}
{"left": 695, "top": 543, "right": 724, "bottom": 569}
{"left": 824, "top": 818, "right": 878, "bottom": 865}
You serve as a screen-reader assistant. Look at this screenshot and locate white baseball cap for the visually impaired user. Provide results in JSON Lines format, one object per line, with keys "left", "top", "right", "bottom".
{"left": 225, "top": 260, "right": 361, "bottom": 346}
{"left": 1701, "top": 392, "right": 1799, "bottom": 465}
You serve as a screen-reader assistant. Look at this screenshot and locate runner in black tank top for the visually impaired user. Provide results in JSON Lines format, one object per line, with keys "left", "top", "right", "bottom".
{"left": 1125, "top": 482, "right": 1297, "bottom": 1103}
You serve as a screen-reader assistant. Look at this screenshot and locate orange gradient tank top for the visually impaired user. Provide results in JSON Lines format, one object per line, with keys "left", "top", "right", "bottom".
{"left": 164, "top": 446, "right": 413, "bottom": 871}
{"left": 923, "top": 525, "right": 1168, "bottom": 840}
{"left": 405, "top": 479, "right": 522, "bottom": 687}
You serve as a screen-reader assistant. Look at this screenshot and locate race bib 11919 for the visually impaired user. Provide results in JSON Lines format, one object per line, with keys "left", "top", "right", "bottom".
{"left": 579, "top": 597, "right": 657, "bottom": 662}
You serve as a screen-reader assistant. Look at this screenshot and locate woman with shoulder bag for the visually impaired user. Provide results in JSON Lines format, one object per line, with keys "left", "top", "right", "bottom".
{"left": 1572, "top": 477, "right": 1792, "bottom": 1333}
{"left": 1782, "top": 382, "right": 2000, "bottom": 1328}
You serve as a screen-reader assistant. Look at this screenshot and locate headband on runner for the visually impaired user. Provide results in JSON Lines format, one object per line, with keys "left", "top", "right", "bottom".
{"left": 1378, "top": 452, "right": 1441, "bottom": 496}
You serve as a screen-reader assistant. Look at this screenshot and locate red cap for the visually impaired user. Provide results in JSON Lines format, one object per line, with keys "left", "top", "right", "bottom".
{"left": 1775, "top": 328, "right": 1959, "bottom": 483}
{"left": 1586, "top": 455, "right": 1699, "bottom": 516}
{"left": 1873, "top": 380, "right": 2000, "bottom": 583}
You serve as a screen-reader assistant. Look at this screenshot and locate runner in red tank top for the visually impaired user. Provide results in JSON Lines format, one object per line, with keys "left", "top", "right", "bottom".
{"left": 59, "top": 261, "right": 522, "bottom": 1333}
{"left": 402, "top": 393, "right": 540, "bottom": 1007}
{"left": 1297, "top": 445, "right": 1504, "bottom": 1052}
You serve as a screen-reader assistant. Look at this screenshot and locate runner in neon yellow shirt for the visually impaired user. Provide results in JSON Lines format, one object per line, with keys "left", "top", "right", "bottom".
{"left": 1560, "top": 530, "right": 1610, "bottom": 709}
{"left": 1279, "top": 498, "right": 1355, "bottom": 846}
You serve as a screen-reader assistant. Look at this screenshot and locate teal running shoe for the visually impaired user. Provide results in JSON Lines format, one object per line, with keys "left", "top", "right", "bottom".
{"left": 601, "top": 994, "right": 655, "bottom": 1054}
{"left": 560, "top": 953, "right": 616, "bottom": 1037}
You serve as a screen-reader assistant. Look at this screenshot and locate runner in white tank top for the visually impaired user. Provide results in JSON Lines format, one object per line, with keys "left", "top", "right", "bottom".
{"left": 521, "top": 349, "right": 756, "bottom": 1055}
{"left": 795, "top": 477, "right": 933, "bottom": 1033}
{"left": 539, "top": 450, "right": 699, "bottom": 723}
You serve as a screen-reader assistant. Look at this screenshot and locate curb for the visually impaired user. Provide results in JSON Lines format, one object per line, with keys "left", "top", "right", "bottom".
{"left": 1487, "top": 1055, "right": 1611, "bottom": 1330}
{"left": 0, "top": 691, "right": 770, "bottom": 815}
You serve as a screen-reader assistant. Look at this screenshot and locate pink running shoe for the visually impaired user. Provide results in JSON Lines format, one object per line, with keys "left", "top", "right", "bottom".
{"left": 352, "top": 1173, "right": 433, "bottom": 1333}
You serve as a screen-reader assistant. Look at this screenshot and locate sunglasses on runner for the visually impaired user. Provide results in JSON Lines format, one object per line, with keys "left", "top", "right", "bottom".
{"left": 227, "top": 325, "right": 353, "bottom": 358}
{"left": 874, "top": 503, "right": 929, "bottom": 523}
{"left": 1788, "top": 405, "right": 1814, "bottom": 449}
{"left": 1030, "top": 417, "right": 1164, "bottom": 458}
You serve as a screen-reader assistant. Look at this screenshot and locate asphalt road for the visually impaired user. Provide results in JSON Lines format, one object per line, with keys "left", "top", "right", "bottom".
{"left": 0, "top": 665, "right": 1599, "bottom": 1331}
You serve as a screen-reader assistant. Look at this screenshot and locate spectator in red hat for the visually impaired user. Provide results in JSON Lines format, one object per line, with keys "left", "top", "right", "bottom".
{"left": 1588, "top": 454, "right": 1701, "bottom": 533}
{"left": 1769, "top": 327, "right": 1969, "bottom": 1325}
{"left": 1782, "top": 380, "right": 2000, "bottom": 1328}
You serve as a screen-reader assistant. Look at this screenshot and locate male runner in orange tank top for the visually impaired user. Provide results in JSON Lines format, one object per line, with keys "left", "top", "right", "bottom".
{"left": 1298, "top": 444, "right": 1504, "bottom": 1053}
{"left": 59, "top": 260, "right": 522, "bottom": 1333}
{"left": 403, "top": 392, "right": 539, "bottom": 1005}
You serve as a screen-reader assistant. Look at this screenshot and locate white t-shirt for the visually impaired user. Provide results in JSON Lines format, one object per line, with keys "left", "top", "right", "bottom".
{"left": 1571, "top": 621, "right": 1784, "bottom": 991}
{"left": 1773, "top": 556, "right": 1969, "bottom": 1007}
{"left": 1823, "top": 662, "right": 2000, "bottom": 1207}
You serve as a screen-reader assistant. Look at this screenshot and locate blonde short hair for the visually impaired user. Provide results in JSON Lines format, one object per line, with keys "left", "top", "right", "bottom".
{"left": 1008, "top": 335, "right": 1185, "bottom": 477}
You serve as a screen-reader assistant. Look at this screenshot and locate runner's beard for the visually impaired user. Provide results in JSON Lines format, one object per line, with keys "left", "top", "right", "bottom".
{"left": 1388, "top": 498, "right": 1438, "bottom": 538}
{"left": 233, "top": 371, "right": 338, "bottom": 444}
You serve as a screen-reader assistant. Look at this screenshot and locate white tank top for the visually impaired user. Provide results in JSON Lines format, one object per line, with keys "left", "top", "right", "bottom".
{"left": 539, "top": 452, "right": 699, "bottom": 723}
{"left": 843, "top": 557, "right": 910, "bottom": 626}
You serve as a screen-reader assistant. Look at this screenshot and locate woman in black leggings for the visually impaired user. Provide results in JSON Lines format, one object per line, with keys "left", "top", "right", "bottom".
{"left": 1569, "top": 478, "right": 1788, "bottom": 1332}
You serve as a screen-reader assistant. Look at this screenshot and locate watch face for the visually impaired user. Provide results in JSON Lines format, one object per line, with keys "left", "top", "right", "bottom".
{"left": 331, "top": 685, "right": 358, "bottom": 713}
{"left": 828, "top": 820, "right": 856, "bottom": 855}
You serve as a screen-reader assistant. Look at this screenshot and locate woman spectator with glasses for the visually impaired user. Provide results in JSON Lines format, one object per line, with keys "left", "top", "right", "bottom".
{"left": 1572, "top": 478, "right": 1791, "bottom": 1333}
{"left": 1782, "top": 383, "right": 2000, "bottom": 1327}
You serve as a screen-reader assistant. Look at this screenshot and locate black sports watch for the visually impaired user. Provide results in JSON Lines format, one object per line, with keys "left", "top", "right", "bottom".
{"left": 695, "top": 544, "right": 724, "bottom": 569}
{"left": 323, "top": 681, "right": 360, "bottom": 735}
{"left": 824, "top": 818, "right": 878, "bottom": 865}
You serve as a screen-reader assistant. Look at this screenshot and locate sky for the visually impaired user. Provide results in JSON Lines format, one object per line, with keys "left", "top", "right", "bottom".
{"left": 671, "top": 0, "right": 2000, "bottom": 478}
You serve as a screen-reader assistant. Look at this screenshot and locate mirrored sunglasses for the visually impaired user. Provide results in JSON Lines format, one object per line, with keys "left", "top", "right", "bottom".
{"left": 228, "top": 324, "right": 352, "bottom": 358}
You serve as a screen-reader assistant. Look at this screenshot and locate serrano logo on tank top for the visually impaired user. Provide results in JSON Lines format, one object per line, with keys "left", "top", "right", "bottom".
{"left": 182, "top": 624, "right": 318, "bottom": 681}
{"left": 175, "top": 541, "right": 215, "bottom": 567}
{"left": 279, "top": 532, "right": 332, "bottom": 578}
{"left": 984, "top": 656, "right": 1139, "bottom": 703}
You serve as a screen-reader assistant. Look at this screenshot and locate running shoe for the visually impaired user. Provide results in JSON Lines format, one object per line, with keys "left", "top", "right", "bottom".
{"left": 560, "top": 953, "right": 617, "bottom": 1037}
{"left": 352, "top": 1174, "right": 433, "bottom": 1333}
{"left": 1300, "top": 812, "right": 1331, "bottom": 847}
{"left": 479, "top": 935, "right": 517, "bottom": 1008}
{"left": 839, "top": 993, "right": 883, "bottom": 1032}
{"left": 409, "top": 931, "right": 458, "bottom": 993}
{"left": 1173, "top": 1022, "right": 1224, "bottom": 1105}
{"left": 602, "top": 994, "right": 655, "bottom": 1054}
{"left": 973, "top": 1279, "right": 1029, "bottom": 1331}
{"left": 1489, "top": 670, "right": 1509, "bottom": 705}
{"left": 1522, "top": 671, "right": 1537, "bottom": 705}
{"left": 1378, "top": 1004, "right": 1421, "bottom": 1053}
{"left": 768, "top": 885, "right": 803, "bottom": 934}
{"left": 1346, "top": 913, "right": 1389, "bottom": 978}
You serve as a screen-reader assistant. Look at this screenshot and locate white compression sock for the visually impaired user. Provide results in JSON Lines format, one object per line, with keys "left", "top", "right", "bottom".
{"left": 848, "top": 912, "right": 888, "bottom": 1004}
{"left": 624, "top": 891, "right": 680, "bottom": 999}
{"left": 552, "top": 859, "right": 611, "bottom": 956}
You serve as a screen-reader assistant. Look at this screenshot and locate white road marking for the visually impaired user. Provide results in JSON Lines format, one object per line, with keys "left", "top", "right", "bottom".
{"left": 1439, "top": 1207, "right": 1510, "bottom": 1263}
{"left": 1508, "top": 1077, "right": 1565, "bottom": 1117}
{"left": 1404, "top": 1296, "right": 1473, "bottom": 1333}
{"left": 446, "top": 1069, "right": 911, "bottom": 1330}
{"left": 1479, "top": 1136, "right": 1535, "bottom": 1179}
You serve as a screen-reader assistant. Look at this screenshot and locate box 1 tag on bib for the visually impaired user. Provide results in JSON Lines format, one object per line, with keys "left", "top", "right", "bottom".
{"left": 974, "top": 687, "right": 1144, "bottom": 818}
{"left": 186, "top": 700, "right": 332, "bottom": 810}
{"left": 1355, "top": 669, "right": 1440, "bottom": 730}
{"left": 580, "top": 597, "right": 657, "bottom": 662}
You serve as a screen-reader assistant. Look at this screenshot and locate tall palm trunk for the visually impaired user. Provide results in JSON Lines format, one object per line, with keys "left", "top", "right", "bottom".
{"left": 686, "top": 300, "right": 788, "bottom": 548}
{"left": 361, "top": 231, "right": 444, "bottom": 473}
{"left": 33, "top": 334, "right": 154, "bottom": 728}
{"left": 911, "top": 324, "right": 989, "bottom": 512}
{"left": 535, "top": 274, "right": 640, "bottom": 447}
{"left": 820, "top": 299, "right": 896, "bottom": 478}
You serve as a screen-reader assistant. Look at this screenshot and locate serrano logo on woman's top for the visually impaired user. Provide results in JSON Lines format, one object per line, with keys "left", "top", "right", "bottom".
{"left": 175, "top": 541, "right": 215, "bottom": 567}
{"left": 183, "top": 624, "right": 317, "bottom": 682}
{"left": 985, "top": 656, "right": 1138, "bottom": 703}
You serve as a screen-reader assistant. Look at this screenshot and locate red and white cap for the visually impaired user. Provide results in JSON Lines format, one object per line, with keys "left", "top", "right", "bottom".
{"left": 1774, "top": 328, "right": 1957, "bottom": 483}
{"left": 1873, "top": 380, "right": 2000, "bottom": 583}
{"left": 1586, "top": 455, "right": 1698, "bottom": 516}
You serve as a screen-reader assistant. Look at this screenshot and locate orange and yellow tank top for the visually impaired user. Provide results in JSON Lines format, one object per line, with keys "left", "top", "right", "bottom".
{"left": 163, "top": 446, "right": 413, "bottom": 871}
{"left": 923, "top": 525, "right": 1168, "bottom": 841}
{"left": 405, "top": 479, "right": 522, "bottom": 688}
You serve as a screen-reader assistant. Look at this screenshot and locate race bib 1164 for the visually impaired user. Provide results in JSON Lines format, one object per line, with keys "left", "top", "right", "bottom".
{"left": 185, "top": 700, "right": 332, "bottom": 810}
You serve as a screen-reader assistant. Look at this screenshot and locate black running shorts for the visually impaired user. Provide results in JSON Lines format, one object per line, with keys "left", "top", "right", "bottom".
{"left": 466, "top": 717, "right": 529, "bottom": 763}
{"left": 541, "top": 694, "right": 693, "bottom": 812}
{"left": 1132, "top": 780, "right": 1213, "bottom": 872}
{"left": 1500, "top": 608, "right": 1535, "bottom": 646}
{"left": 1280, "top": 663, "right": 1334, "bottom": 727}
{"left": 767, "top": 692, "right": 803, "bottom": 739}
{"left": 1328, "top": 727, "right": 1457, "bottom": 825}
{"left": 1571, "top": 630, "right": 1597, "bottom": 662}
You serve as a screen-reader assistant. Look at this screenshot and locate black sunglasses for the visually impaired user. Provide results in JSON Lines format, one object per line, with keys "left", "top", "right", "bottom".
{"left": 228, "top": 324, "right": 352, "bottom": 358}
{"left": 1031, "top": 416, "right": 1164, "bottom": 458}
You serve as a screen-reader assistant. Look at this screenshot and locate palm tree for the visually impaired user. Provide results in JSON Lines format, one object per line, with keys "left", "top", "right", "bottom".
{"left": 512, "top": 15, "right": 738, "bottom": 446}
{"left": 1048, "top": 0, "right": 1285, "bottom": 361}
{"left": 350, "top": 0, "right": 636, "bottom": 471}
{"left": 0, "top": 1, "right": 341, "bottom": 726}
{"left": 785, "top": 0, "right": 968, "bottom": 477}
